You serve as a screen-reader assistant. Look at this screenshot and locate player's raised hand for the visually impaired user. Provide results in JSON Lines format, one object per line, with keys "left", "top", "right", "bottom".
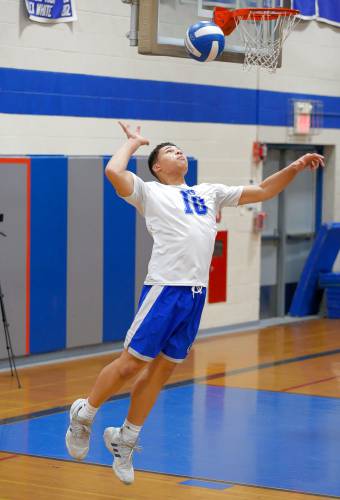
{"left": 118, "top": 121, "right": 150, "bottom": 146}
{"left": 293, "top": 153, "right": 325, "bottom": 172}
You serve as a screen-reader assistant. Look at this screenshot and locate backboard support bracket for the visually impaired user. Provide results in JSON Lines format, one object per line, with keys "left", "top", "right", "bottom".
{"left": 122, "top": 0, "right": 139, "bottom": 46}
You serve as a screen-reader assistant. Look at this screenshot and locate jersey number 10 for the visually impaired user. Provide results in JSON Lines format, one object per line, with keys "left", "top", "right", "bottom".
{"left": 180, "top": 189, "right": 207, "bottom": 216}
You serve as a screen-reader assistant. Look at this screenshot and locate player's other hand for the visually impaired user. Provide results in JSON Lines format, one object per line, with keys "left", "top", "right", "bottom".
{"left": 118, "top": 121, "right": 150, "bottom": 147}
{"left": 293, "top": 153, "right": 325, "bottom": 172}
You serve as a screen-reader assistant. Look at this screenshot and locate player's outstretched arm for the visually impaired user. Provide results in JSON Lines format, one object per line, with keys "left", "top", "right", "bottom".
{"left": 238, "top": 153, "right": 325, "bottom": 205}
{"left": 105, "top": 121, "right": 149, "bottom": 197}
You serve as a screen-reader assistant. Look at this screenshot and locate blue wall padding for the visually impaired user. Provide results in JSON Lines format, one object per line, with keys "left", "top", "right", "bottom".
{"left": 103, "top": 158, "right": 136, "bottom": 342}
{"left": 290, "top": 223, "right": 340, "bottom": 317}
{"left": 30, "top": 156, "right": 68, "bottom": 353}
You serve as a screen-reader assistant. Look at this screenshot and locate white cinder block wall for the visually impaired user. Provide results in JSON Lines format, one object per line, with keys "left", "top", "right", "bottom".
{"left": 1, "top": 1, "right": 340, "bottom": 330}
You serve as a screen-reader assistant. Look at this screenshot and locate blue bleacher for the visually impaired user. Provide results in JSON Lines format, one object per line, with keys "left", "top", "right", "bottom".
{"left": 289, "top": 223, "right": 340, "bottom": 317}
{"left": 319, "top": 272, "right": 340, "bottom": 318}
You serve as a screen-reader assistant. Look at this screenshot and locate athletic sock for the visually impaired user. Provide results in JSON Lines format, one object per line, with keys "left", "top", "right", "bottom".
{"left": 78, "top": 399, "right": 98, "bottom": 422}
{"left": 121, "top": 419, "right": 142, "bottom": 444}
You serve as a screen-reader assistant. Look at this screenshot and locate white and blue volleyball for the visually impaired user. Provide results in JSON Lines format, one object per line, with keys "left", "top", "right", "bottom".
{"left": 185, "top": 21, "right": 225, "bottom": 62}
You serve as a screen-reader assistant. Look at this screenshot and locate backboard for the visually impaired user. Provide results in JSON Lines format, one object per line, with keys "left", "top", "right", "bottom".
{"left": 138, "top": 0, "right": 290, "bottom": 64}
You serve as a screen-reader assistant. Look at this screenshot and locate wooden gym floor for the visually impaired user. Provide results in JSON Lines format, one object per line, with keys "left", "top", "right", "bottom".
{"left": 1, "top": 318, "right": 340, "bottom": 500}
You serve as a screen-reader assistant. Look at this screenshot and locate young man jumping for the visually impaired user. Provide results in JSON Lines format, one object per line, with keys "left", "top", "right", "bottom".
{"left": 65, "top": 121, "right": 324, "bottom": 484}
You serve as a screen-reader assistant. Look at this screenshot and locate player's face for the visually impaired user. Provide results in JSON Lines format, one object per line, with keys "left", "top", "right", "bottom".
{"left": 155, "top": 145, "right": 188, "bottom": 177}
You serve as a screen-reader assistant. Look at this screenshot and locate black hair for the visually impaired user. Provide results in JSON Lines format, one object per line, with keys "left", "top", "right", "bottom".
{"left": 148, "top": 142, "right": 177, "bottom": 179}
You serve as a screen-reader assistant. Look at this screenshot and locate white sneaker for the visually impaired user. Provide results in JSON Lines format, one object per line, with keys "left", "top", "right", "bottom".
{"left": 65, "top": 398, "right": 92, "bottom": 460}
{"left": 103, "top": 427, "right": 140, "bottom": 485}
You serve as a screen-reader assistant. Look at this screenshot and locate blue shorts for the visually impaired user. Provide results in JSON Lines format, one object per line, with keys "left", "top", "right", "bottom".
{"left": 124, "top": 285, "right": 206, "bottom": 363}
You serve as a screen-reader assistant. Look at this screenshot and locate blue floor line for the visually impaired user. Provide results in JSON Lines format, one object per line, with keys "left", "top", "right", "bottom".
{"left": 179, "top": 479, "right": 233, "bottom": 490}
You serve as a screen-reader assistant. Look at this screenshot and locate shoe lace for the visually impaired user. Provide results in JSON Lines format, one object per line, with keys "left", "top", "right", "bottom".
{"left": 72, "top": 421, "right": 91, "bottom": 439}
{"left": 118, "top": 440, "right": 142, "bottom": 467}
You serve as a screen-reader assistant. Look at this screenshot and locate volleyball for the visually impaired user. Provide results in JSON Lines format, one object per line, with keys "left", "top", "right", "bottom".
{"left": 185, "top": 21, "right": 225, "bottom": 62}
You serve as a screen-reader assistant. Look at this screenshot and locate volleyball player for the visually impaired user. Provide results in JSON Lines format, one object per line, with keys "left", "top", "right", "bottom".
{"left": 65, "top": 121, "right": 324, "bottom": 484}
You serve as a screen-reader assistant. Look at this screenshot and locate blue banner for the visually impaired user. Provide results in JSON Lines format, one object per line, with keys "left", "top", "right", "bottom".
{"left": 25, "top": 0, "right": 77, "bottom": 23}
{"left": 292, "top": 0, "right": 340, "bottom": 27}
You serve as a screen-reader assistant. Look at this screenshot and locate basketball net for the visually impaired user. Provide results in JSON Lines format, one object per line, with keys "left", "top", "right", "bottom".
{"left": 213, "top": 8, "right": 300, "bottom": 72}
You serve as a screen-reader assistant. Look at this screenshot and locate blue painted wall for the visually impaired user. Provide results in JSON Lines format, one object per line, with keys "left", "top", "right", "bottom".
{"left": 1, "top": 68, "right": 340, "bottom": 128}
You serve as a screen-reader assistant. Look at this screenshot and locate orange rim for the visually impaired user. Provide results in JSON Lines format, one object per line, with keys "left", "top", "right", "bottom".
{"left": 213, "top": 7, "right": 299, "bottom": 35}
{"left": 231, "top": 7, "right": 299, "bottom": 21}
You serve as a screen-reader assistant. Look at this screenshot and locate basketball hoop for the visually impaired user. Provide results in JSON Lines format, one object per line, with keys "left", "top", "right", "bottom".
{"left": 213, "top": 7, "right": 299, "bottom": 72}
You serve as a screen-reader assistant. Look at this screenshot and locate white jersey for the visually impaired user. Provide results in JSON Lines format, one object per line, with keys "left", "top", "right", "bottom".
{"left": 120, "top": 173, "right": 243, "bottom": 287}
